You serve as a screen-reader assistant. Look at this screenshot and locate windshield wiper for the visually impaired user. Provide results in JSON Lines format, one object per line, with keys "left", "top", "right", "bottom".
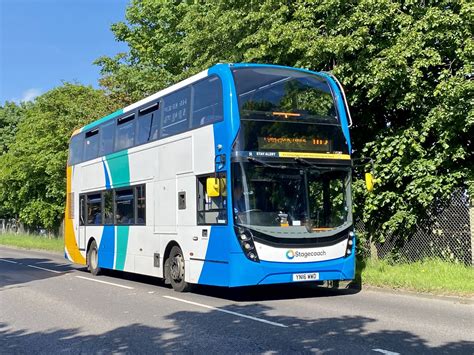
{"left": 246, "top": 156, "right": 292, "bottom": 169}
{"left": 294, "top": 158, "right": 349, "bottom": 173}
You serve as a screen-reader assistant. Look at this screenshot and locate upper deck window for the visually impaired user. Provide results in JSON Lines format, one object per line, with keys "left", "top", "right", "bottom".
{"left": 192, "top": 76, "right": 223, "bottom": 127}
{"left": 68, "top": 134, "right": 83, "bottom": 165}
{"left": 84, "top": 129, "right": 99, "bottom": 161}
{"left": 115, "top": 114, "right": 135, "bottom": 151}
{"left": 232, "top": 67, "right": 337, "bottom": 124}
{"left": 161, "top": 87, "right": 191, "bottom": 138}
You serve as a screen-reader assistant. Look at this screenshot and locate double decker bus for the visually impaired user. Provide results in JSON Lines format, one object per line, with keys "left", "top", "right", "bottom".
{"left": 65, "top": 63, "right": 355, "bottom": 292}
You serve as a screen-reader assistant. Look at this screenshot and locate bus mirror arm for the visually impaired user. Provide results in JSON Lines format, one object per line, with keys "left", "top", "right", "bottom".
{"left": 214, "top": 154, "right": 226, "bottom": 177}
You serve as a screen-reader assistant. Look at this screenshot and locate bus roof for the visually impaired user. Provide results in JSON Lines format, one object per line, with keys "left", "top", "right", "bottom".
{"left": 73, "top": 63, "right": 328, "bottom": 137}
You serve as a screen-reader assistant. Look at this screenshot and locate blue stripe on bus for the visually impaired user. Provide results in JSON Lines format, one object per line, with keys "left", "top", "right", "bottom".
{"left": 98, "top": 225, "right": 115, "bottom": 269}
{"left": 102, "top": 159, "right": 111, "bottom": 189}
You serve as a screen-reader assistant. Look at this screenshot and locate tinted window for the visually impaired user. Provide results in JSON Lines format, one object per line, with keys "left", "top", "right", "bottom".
{"left": 116, "top": 188, "right": 134, "bottom": 225}
{"left": 79, "top": 195, "right": 85, "bottom": 225}
{"left": 84, "top": 130, "right": 99, "bottom": 161}
{"left": 136, "top": 185, "right": 146, "bottom": 224}
{"left": 104, "top": 190, "right": 114, "bottom": 224}
{"left": 136, "top": 112, "right": 153, "bottom": 145}
{"left": 86, "top": 193, "right": 102, "bottom": 225}
{"left": 161, "top": 87, "right": 191, "bottom": 137}
{"left": 233, "top": 67, "right": 337, "bottom": 124}
{"left": 69, "top": 134, "right": 83, "bottom": 165}
{"left": 192, "top": 76, "right": 223, "bottom": 127}
{"left": 150, "top": 112, "right": 161, "bottom": 141}
{"left": 99, "top": 121, "right": 115, "bottom": 156}
{"left": 115, "top": 115, "right": 135, "bottom": 151}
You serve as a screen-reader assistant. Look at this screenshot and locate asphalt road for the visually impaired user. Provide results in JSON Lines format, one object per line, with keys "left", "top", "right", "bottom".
{"left": 1, "top": 247, "right": 473, "bottom": 354}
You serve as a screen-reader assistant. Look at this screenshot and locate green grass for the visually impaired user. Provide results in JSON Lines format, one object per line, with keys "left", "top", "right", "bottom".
{"left": 359, "top": 258, "right": 474, "bottom": 297}
{"left": 0, "top": 233, "right": 63, "bottom": 253}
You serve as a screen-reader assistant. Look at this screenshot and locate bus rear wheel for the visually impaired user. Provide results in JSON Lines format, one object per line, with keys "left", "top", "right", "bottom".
{"left": 167, "top": 246, "right": 191, "bottom": 292}
{"left": 87, "top": 240, "right": 101, "bottom": 276}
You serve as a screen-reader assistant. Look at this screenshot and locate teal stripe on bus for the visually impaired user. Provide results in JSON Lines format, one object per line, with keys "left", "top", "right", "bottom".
{"left": 115, "top": 226, "right": 129, "bottom": 271}
{"left": 105, "top": 150, "right": 130, "bottom": 187}
{"left": 81, "top": 109, "right": 123, "bottom": 133}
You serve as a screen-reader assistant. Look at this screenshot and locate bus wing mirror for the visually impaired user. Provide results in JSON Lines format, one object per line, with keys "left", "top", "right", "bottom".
{"left": 206, "top": 177, "right": 226, "bottom": 197}
{"left": 206, "top": 177, "right": 221, "bottom": 197}
{"left": 365, "top": 172, "right": 375, "bottom": 192}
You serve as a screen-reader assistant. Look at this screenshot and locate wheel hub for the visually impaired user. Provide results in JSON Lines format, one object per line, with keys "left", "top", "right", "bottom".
{"left": 170, "top": 254, "right": 184, "bottom": 282}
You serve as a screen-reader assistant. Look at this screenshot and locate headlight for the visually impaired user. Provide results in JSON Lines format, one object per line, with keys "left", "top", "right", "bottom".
{"left": 234, "top": 227, "right": 260, "bottom": 262}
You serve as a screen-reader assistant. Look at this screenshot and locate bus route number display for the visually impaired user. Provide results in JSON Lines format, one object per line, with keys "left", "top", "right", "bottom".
{"left": 258, "top": 136, "right": 331, "bottom": 152}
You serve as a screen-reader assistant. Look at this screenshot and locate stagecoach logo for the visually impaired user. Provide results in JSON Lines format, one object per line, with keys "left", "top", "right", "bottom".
{"left": 286, "top": 249, "right": 327, "bottom": 260}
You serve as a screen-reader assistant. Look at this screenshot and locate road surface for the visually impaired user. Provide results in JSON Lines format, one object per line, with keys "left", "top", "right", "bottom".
{"left": 1, "top": 246, "right": 473, "bottom": 354}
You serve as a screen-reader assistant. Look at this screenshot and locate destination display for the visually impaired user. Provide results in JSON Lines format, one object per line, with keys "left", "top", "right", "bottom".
{"left": 258, "top": 136, "right": 331, "bottom": 152}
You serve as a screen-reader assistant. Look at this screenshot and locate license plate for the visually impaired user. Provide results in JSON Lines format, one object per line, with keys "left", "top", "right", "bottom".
{"left": 292, "top": 272, "right": 319, "bottom": 282}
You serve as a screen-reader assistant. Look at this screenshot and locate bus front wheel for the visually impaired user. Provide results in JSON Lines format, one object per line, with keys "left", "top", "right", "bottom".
{"left": 167, "top": 246, "right": 191, "bottom": 292}
{"left": 87, "top": 240, "right": 101, "bottom": 276}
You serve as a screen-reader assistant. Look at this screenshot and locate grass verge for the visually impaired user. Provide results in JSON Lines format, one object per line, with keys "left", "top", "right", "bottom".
{"left": 359, "top": 258, "right": 474, "bottom": 297}
{"left": 0, "top": 233, "right": 63, "bottom": 253}
{"left": 1, "top": 234, "right": 472, "bottom": 297}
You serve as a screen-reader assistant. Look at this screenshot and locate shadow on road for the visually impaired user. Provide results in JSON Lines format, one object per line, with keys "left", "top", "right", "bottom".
{"left": 90, "top": 267, "right": 360, "bottom": 302}
{"left": 1, "top": 305, "right": 472, "bottom": 353}
{"left": 0, "top": 257, "right": 76, "bottom": 288}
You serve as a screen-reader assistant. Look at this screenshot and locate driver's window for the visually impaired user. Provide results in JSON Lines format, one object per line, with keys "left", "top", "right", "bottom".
{"left": 197, "top": 174, "right": 227, "bottom": 225}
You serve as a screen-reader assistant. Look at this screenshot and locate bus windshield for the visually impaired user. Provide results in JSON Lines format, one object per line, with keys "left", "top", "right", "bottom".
{"left": 232, "top": 66, "right": 338, "bottom": 124}
{"left": 232, "top": 162, "right": 351, "bottom": 238}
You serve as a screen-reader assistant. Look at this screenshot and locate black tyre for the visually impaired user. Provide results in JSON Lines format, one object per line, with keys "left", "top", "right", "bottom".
{"left": 87, "top": 240, "right": 101, "bottom": 276}
{"left": 167, "top": 246, "right": 191, "bottom": 292}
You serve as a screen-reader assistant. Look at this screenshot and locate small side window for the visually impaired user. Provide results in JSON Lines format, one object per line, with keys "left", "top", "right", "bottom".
{"left": 197, "top": 174, "right": 227, "bottom": 225}
{"left": 192, "top": 76, "right": 223, "bottom": 128}
{"left": 115, "top": 114, "right": 135, "bottom": 151}
{"left": 86, "top": 193, "right": 102, "bottom": 225}
{"left": 68, "top": 134, "right": 84, "bottom": 165}
{"left": 115, "top": 188, "right": 134, "bottom": 225}
{"left": 84, "top": 129, "right": 99, "bottom": 161}
{"left": 99, "top": 121, "right": 115, "bottom": 156}
{"left": 103, "top": 190, "right": 114, "bottom": 225}
{"left": 136, "top": 185, "right": 146, "bottom": 224}
{"left": 161, "top": 87, "right": 191, "bottom": 138}
{"left": 136, "top": 112, "right": 153, "bottom": 145}
{"left": 79, "top": 195, "right": 85, "bottom": 226}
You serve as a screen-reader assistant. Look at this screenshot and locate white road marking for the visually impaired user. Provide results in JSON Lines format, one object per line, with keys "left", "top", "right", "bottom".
{"left": 163, "top": 295, "right": 288, "bottom": 328}
{"left": 75, "top": 275, "right": 134, "bottom": 290}
{"left": 372, "top": 349, "right": 400, "bottom": 355}
{"left": 27, "top": 264, "right": 63, "bottom": 274}
{"left": 0, "top": 258, "right": 18, "bottom": 264}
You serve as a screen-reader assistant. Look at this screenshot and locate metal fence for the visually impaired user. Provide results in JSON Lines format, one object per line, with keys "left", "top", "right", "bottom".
{"left": 356, "top": 189, "right": 473, "bottom": 266}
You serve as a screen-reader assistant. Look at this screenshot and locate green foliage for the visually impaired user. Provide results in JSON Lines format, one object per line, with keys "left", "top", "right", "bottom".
{"left": 0, "top": 101, "right": 26, "bottom": 155}
{"left": 0, "top": 84, "right": 117, "bottom": 231}
{"left": 96, "top": 0, "right": 473, "bottom": 242}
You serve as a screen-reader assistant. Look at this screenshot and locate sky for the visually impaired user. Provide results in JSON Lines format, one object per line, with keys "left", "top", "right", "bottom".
{"left": 0, "top": 0, "right": 129, "bottom": 104}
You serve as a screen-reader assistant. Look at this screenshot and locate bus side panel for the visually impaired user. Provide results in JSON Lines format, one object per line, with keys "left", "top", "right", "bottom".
{"left": 64, "top": 166, "right": 86, "bottom": 265}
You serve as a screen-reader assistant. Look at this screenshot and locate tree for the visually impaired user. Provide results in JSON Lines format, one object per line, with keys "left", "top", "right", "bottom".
{"left": 0, "top": 84, "right": 117, "bottom": 232}
{"left": 96, "top": 0, "right": 472, "bottom": 241}
{"left": 0, "top": 101, "right": 26, "bottom": 156}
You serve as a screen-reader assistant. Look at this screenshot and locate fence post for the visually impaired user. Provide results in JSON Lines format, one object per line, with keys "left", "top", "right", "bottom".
{"left": 470, "top": 197, "right": 474, "bottom": 267}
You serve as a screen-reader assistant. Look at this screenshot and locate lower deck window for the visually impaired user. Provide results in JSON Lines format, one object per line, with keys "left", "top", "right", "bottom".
{"left": 79, "top": 184, "right": 146, "bottom": 226}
